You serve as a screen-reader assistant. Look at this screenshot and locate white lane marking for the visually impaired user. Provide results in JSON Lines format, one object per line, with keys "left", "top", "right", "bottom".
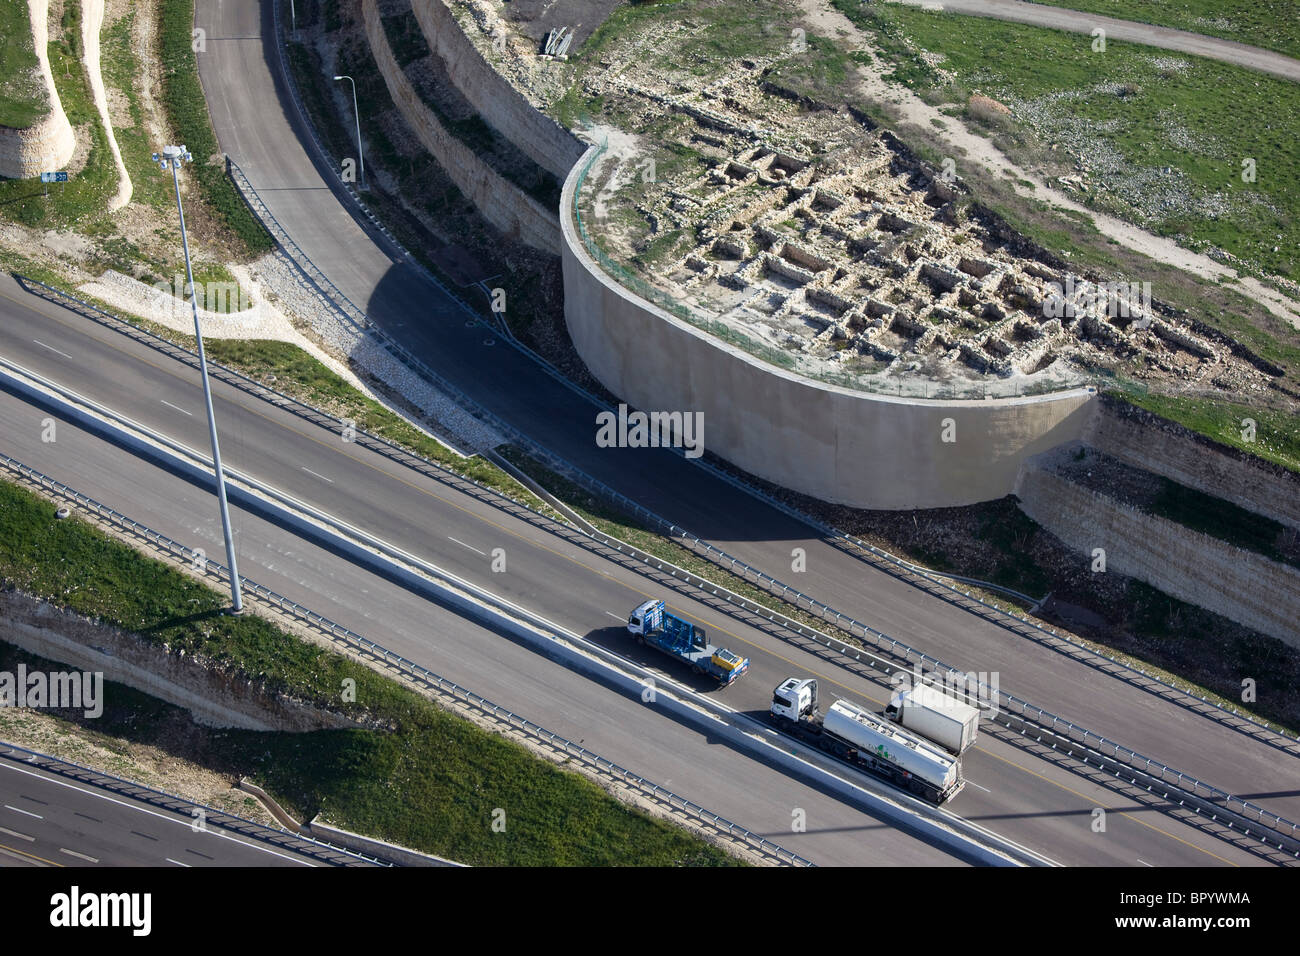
{"left": 5, "top": 804, "right": 43, "bottom": 819}
{"left": 605, "top": 611, "right": 625, "bottom": 621}
{"left": 1137, "top": 859, "right": 1153, "bottom": 867}
{"left": 0, "top": 763, "right": 314, "bottom": 866}
{"left": 59, "top": 847, "right": 99, "bottom": 863}
{"left": 33, "top": 339, "right": 73, "bottom": 359}
{"left": 0, "top": 826, "right": 34, "bottom": 842}
{"left": 165, "top": 857, "right": 191, "bottom": 867}
{"left": 447, "top": 536, "right": 486, "bottom": 556}
{"left": 301, "top": 467, "right": 334, "bottom": 484}
{"left": 965, "top": 780, "right": 991, "bottom": 793}
{"left": 160, "top": 399, "right": 193, "bottom": 417}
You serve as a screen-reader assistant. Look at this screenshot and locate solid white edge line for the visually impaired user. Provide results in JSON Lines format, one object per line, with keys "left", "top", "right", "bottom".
{"left": 0, "top": 761, "right": 315, "bottom": 866}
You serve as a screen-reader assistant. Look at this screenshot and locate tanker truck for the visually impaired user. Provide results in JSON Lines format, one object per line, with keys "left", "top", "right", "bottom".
{"left": 886, "top": 682, "right": 981, "bottom": 754}
{"left": 770, "top": 677, "right": 964, "bottom": 804}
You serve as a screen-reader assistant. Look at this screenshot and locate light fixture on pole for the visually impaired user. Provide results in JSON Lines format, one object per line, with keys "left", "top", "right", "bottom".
{"left": 152, "top": 144, "right": 244, "bottom": 614}
{"left": 333, "top": 75, "right": 367, "bottom": 190}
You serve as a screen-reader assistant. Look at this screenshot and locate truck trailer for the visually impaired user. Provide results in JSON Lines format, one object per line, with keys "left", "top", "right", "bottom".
{"left": 626, "top": 600, "right": 749, "bottom": 686}
{"left": 771, "top": 677, "right": 964, "bottom": 803}
{"left": 886, "top": 683, "right": 981, "bottom": 754}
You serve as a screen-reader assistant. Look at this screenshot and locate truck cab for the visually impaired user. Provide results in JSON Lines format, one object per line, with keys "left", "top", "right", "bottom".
{"left": 627, "top": 599, "right": 657, "bottom": 635}
{"left": 771, "top": 677, "right": 818, "bottom": 722}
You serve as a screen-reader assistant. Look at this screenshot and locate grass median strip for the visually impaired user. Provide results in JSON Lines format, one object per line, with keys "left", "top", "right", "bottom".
{"left": 0, "top": 476, "right": 740, "bottom": 865}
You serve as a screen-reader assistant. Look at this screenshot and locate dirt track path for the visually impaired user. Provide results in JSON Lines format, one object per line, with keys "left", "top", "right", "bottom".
{"left": 795, "top": 0, "right": 1300, "bottom": 329}
{"left": 890, "top": 0, "right": 1300, "bottom": 83}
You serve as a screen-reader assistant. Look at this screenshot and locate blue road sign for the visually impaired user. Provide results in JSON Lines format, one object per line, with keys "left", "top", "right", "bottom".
{"left": 40, "top": 171, "right": 68, "bottom": 183}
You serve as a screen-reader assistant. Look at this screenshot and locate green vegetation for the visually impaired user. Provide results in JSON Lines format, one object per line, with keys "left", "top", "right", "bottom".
{"left": 139, "top": 335, "right": 557, "bottom": 513}
{"left": 834, "top": 3, "right": 1300, "bottom": 283}
{"left": 1109, "top": 390, "right": 1300, "bottom": 474}
{"left": 380, "top": 10, "right": 428, "bottom": 68}
{"left": 158, "top": 0, "right": 272, "bottom": 256}
{"left": 1030, "top": 0, "right": 1300, "bottom": 61}
{"left": 0, "top": 3, "right": 46, "bottom": 129}
{"left": 1149, "top": 478, "right": 1297, "bottom": 567}
{"left": 497, "top": 446, "right": 859, "bottom": 635}
{"left": 0, "top": 1, "right": 119, "bottom": 226}
{"left": 285, "top": 26, "right": 558, "bottom": 340}
{"left": 498, "top": 447, "right": 1300, "bottom": 734}
{"left": 0, "top": 478, "right": 738, "bottom": 866}
{"left": 379, "top": 11, "right": 561, "bottom": 209}
{"left": 99, "top": 6, "right": 169, "bottom": 213}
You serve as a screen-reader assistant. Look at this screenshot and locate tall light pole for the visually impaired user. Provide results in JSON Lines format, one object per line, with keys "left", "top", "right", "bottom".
{"left": 153, "top": 145, "right": 243, "bottom": 614}
{"left": 333, "top": 75, "right": 367, "bottom": 190}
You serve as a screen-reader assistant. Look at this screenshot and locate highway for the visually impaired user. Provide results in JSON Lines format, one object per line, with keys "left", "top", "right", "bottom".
{"left": 191, "top": 0, "right": 1300, "bottom": 836}
{"left": 0, "top": 756, "right": 330, "bottom": 867}
{"left": 0, "top": 279, "right": 1282, "bottom": 866}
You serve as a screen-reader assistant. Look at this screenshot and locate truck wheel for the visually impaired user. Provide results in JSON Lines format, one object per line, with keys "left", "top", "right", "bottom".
{"left": 634, "top": 634, "right": 645, "bottom": 645}
{"left": 691, "top": 663, "right": 704, "bottom": 675}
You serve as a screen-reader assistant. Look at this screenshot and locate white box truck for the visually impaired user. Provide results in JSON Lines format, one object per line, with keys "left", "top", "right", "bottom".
{"left": 885, "top": 683, "right": 980, "bottom": 754}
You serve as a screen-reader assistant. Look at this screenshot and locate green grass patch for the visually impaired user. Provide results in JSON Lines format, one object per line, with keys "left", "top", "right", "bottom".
{"left": 158, "top": 0, "right": 272, "bottom": 256}
{"left": 1109, "top": 389, "right": 1300, "bottom": 474}
{"left": 187, "top": 338, "right": 558, "bottom": 513}
{"left": 835, "top": 3, "right": 1300, "bottom": 283}
{"left": 496, "top": 445, "right": 847, "bottom": 635}
{"left": 99, "top": 6, "right": 170, "bottom": 212}
{"left": 0, "top": 2, "right": 119, "bottom": 227}
{"left": 1028, "top": 0, "right": 1300, "bottom": 61}
{"left": 0, "top": 478, "right": 736, "bottom": 865}
{"left": 1149, "top": 478, "right": 1297, "bottom": 567}
{"left": 0, "top": 3, "right": 46, "bottom": 129}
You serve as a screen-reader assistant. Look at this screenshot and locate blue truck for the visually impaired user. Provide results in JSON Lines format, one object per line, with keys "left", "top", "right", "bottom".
{"left": 626, "top": 599, "right": 749, "bottom": 685}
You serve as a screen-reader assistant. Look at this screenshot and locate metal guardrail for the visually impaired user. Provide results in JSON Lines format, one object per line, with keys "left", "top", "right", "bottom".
{"left": 0, "top": 740, "right": 381, "bottom": 867}
{"left": 16, "top": 269, "right": 1300, "bottom": 856}
{"left": 261, "top": 0, "right": 1300, "bottom": 759}
{"left": 689, "top": 448, "right": 1300, "bottom": 755}
{"left": 0, "top": 452, "right": 814, "bottom": 867}
{"left": 12, "top": 332, "right": 1298, "bottom": 863}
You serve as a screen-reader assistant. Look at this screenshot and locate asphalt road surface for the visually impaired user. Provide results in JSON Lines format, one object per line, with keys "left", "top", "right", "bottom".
{"left": 186, "top": 3, "right": 1300, "bottom": 829}
{"left": 0, "top": 282, "right": 1282, "bottom": 866}
{"left": 0, "top": 759, "right": 324, "bottom": 867}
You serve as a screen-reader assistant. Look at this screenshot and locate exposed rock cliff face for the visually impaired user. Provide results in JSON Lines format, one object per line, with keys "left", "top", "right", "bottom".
{"left": 0, "top": 0, "right": 76, "bottom": 180}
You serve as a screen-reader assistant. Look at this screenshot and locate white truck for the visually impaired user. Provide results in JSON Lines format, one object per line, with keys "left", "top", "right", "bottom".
{"left": 885, "top": 683, "right": 981, "bottom": 754}
{"left": 771, "top": 677, "right": 964, "bottom": 804}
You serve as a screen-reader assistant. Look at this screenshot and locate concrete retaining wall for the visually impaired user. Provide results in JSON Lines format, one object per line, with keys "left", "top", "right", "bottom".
{"left": 0, "top": 590, "right": 360, "bottom": 731}
{"left": 411, "top": 0, "right": 584, "bottom": 180}
{"left": 1084, "top": 397, "right": 1300, "bottom": 531}
{"left": 1016, "top": 461, "right": 1300, "bottom": 647}
{"left": 560, "top": 146, "right": 1096, "bottom": 509}
{"left": 0, "top": 0, "right": 76, "bottom": 179}
{"left": 363, "top": 0, "right": 560, "bottom": 253}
